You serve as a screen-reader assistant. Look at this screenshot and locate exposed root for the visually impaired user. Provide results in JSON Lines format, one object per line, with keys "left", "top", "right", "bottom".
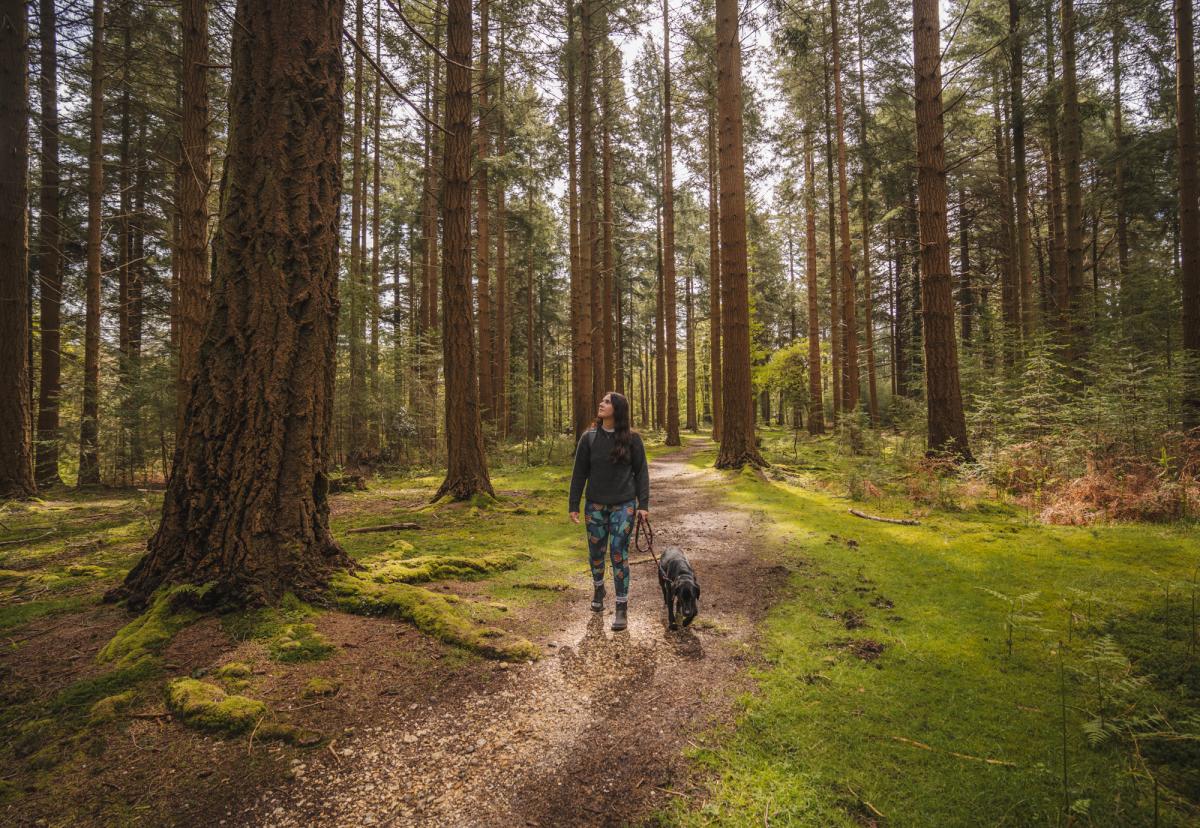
{"left": 329, "top": 573, "right": 539, "bottom": 662}
{"left": 364, "top": 552, "right": 529, "bottom": 585}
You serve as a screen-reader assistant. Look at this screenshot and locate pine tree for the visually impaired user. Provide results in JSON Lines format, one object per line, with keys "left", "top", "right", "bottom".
{"left": 79, "top": 0, "right": 105, "bottom": 486}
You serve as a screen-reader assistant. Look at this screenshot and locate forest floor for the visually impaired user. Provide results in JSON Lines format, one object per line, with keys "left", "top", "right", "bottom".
{"left": 1, "top": 431, "right": 1198, "bottom": 826}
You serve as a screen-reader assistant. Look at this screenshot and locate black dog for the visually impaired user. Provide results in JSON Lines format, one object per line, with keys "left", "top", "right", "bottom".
{"left": 657, "top": 546, "right": 700, "bottom": 629}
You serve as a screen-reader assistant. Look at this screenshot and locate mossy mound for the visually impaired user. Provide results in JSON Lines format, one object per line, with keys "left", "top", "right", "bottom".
{"left": 330, "top": 573, "right": 540, "bottom": 662}
{"left": 303, "top": 677, "right": 340, "bottom": 697}
{"left": 165, "top": 678, "right": 265, "bottom": 734}
{"left": 214, "top": 662, "right": 253, "bottom": 680}
{"left": 254, "top": 722, "right": 322, "bottom": 746}
{"left": 98, "top": 584, "right": 205, "bottom": 669}
{"left": 65, "top": 564, "right": 106, "bottom": 578}
{"left": 88, "top": 690, "right": 135, "bottom": 723}
{"left": 365, "top": 552, "right": 529, "bottom": 585}
{"left": 268, "top": 623, "right": 335, "bottom": 663}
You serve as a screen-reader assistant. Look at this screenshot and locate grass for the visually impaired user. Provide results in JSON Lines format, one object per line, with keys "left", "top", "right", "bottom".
{"left": 662, "top": 428, "right": 1199, "bottom": 826}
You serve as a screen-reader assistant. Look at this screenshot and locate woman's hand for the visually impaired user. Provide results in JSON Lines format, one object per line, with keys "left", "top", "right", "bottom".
{"left": 636, "top": 509, "right": 649, "bottom": 521}
{"left": 569, "top": 512, "right": 580, "bottom": 524}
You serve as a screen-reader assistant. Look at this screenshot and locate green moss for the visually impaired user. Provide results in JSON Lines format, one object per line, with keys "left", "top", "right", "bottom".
{"left": 88, "top": 691, "right": 135, "bottom": 723}
{"left": 268, "top": 623, "right": 335, "bottom": 663}
{"left": 221, "top": 592, "right": 315, "bottom": 642}
{"left": 12, "top": 718, "right": 54, "bottom": 758}
{"left": 365, "top": 551, "right": 529, "bottom": 585}
{"left": 65, "top": 564, "right": 107, "bottom": 578}
{"left": 303, "top": 677, "right": 340, "bottom": 697}
{"left": 97, "top": 585, "right": 205, "bottom": 669}
{"left": 50, "top": 657, "right": 160, "bottom": 720}
{"left": 254, "top": 722, "right": 322, "bottom": 746}
{"left": 214, "top": 662, "right": 253, "bottom": 679}
{"left": 0, "top": 778, "right": 21, "bottom": 804}
{"left": 330, "top": 572, "right": 540, "bottom": 662}
{"left": 164, "top": 678, "right": 266, "bottom": 734}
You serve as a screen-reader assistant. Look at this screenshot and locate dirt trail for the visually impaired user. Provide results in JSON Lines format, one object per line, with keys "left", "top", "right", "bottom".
{"left": 247, "top": 439, "right": 782, "bottom": 827}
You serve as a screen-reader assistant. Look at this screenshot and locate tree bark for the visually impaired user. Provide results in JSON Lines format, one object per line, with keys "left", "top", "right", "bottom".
{"left": 369, "top": 0, "right": 382, "bottom": 450}
{"left": 831, "top": 0, "right": 859, "bottom": 417}
{"left": 1061, "top": 0, "right": 1086, "bottom": 365}
{"left": 476, "top": 0, "right": 493, "bottom": 427}
{"left": 115, "top": 0, "right": 353, "bottom": 608}
{"left": 686, "top": 263, "right": 697, "bottom": 431}
{"left": 662, "top": 0, "right": 680, "bottom": 445}
{"left": 708, "top": 101, "right": 723, "bottom": 441}
{"left": 993, "top": 77, "right": 1019, "bottom": 354}
{"left": 856, "top": 0, "right": 877, "bottom": 424}
{"left": 496, "top": 22, "right": 509, "bottom": 436}
{"left": 346, "top": 0, "right": 366, "bottom": 455}
{"left": 572, "top": 0, "right": 595, "bottom": 438}
{"left": 805, "top": 130, "right": 825, "bottom": 434}
{"left": 1178, "top": 0, "right": 1200, "bottom": 426}
{"left": 35, "top": 0, "right": 62, "bottom": 488}
{"left": 715, "top": 0, "right": 764, "bottom": 468}
{"left": 601, "top": 32, "right": 616, "bottom": 393}
{"left": 959, "top": 188, "right": 973, "bottom": 345}
{"left": 436, "top": 0, "right": 494, "bottom": 500}
{"left": 79, "top": 0, "right": 105, "bottom": 486}
{"left": 913, "top": 0, "right": 971, "bottom": 459}
{"left": 1112, "top": 16, "right": 1129, "bottom": 318}
{"left": 0, "top": 0, "right": 33, "bottom": 497}
{"left": 823, "top": 51, "right": 841, "bottom": 424}
{"left": 1044, "top": 2, "right": 1066, "bottom": 329}
{"left": 655, "top": 210, "right": 666, "bottom": 428}
{"left": 1010, "top": 0, "right": 1035, "bottom": 338}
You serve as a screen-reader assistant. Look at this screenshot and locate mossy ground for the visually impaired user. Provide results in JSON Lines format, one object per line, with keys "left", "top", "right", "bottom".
{"left": 660, "top": 427, "right": 1199, "bottom": 826}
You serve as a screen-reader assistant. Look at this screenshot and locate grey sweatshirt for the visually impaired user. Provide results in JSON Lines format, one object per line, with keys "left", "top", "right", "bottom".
{"left": 567, "top": 427, "right": 649, "bottom": 513}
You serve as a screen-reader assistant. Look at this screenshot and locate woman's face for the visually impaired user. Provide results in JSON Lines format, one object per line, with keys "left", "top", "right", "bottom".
{"left": 597, "top": 394, "right": 614, "bottom": 419}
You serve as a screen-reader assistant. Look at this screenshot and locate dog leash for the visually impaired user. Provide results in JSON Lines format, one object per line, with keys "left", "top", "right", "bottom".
{"left": 634, "top": 513, "right": 667, "bottom": 581}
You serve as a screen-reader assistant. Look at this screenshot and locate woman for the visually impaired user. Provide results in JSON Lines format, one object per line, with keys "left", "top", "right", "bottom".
{"left": 568, "top": 392, "right": 650, "bottom": 631}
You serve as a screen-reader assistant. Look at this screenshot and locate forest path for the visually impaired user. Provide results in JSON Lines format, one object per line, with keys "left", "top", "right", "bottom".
{"left": 247, "top": 438, "right": 785, "bottom": 827}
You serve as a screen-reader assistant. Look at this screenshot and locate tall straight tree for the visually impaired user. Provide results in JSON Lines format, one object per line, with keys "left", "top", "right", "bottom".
{"left": 572, "top": 0, "right": 595, "bottom": 438}
{"left": 830, "top": 0, "right": 858, "bottom": 416}
{"left": 1010, "top": 0, "right": 1035, "bottom": 337}
{"left": 715, "top": 0, "right": 764, "bottom": 468}
{"left": 35, "top": 0, "right": 63, "bottom": 487}
{"left": 662, "top": 0, "right": 680, "bottom": 445}
{"left": 0, "top": 0, "right": 33, "bottom": 497}
{"left": 601, "top": 36, "right": 616, "bottom": 392}
{"left": 1178, "top": 0, "right": 1200, "bottom": 426}
{"left": 115, "top": 0, "right": 354, "bottom": 608}
{"left": 178, "top": 0, "right": 211, "bottom": 436}
{"left": 79, "top": 0, "right": 105, "bottom": 486}
{"left": 584, "top": 0, "right": 603, "bottom": 406}
{"left": 1060, "top": 0, "right": 1086, "bottom": 363}
{"left": 566, "top": 0, "right": 584, "bottom": 436}
{"left": 476, "top": 0, "right": 493, "bottom": 425}
{"left": 496, "top": 24, "right": 509, "bottom": 434}
{"left": 707, "top": 102, "right": 722, "bottom": 440}
{"left": 912, "top": 0, "right": 971, "bottom": 459}
{"left": 347, "top": 0, "right": 367, "bottom": 451}
{"left": 436, "top": 0, "right": 494, "bottom": 499}
{"left": 856, "top": 0, "right": 877, "bottom": 424}
{"left": 823, "top": 51, "right": 841, "bottom": 423}
{"left": 805, "top": 130, "right": 825, "bottom": 434}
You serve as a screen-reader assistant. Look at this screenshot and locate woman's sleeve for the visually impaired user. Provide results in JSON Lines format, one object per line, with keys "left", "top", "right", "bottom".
{"left": 633, "top": 436, "right": 649, "bottom": 511}
{"left": 568, "top": 432, "right": 591, "bottom": 513}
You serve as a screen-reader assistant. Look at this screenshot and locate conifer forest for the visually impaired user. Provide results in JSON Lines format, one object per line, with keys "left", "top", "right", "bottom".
{"left": 1, "top": 0, "right": 1199, "bottom": 824}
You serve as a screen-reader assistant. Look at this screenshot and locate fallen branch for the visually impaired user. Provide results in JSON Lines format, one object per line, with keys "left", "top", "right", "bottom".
{"left": 849, "top": 509, "right": 919, "bottom": 526}
{"left": 345, "top": 522, "right": 422, "bottom": 534}
{"left": 0, "top": 530, "right": 56, "bottom": 548}
{"left": 845, "top": 783, "right": 885, "bottom": 819}
{"left": 890, "top": 735, "right": 1016, "bottom": 767}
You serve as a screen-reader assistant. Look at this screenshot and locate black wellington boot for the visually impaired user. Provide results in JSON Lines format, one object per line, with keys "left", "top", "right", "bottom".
{"left": 611, "top": 602, "right": 628, "bottom": 631}
{"left": 591, "top": 582, "right": 606, "bottom": 611}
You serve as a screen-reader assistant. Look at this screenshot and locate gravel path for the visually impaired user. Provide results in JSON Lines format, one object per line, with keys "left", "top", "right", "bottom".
{"left": 245, "top": 439, "right": 781, "bottom": 827}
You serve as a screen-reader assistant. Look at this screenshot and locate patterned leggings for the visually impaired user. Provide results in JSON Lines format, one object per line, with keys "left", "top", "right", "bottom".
{"left": 584, "top": 499, "right": 635, "bottom": 600}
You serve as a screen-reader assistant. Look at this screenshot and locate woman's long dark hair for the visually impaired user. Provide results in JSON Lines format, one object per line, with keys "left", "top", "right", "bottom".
{"left": 593, "top": 391, "right": 635, "bottom": 464}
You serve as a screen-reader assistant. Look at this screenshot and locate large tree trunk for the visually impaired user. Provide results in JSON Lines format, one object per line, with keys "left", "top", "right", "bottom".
{"left": 476, "top": 0, "right": 493, "bottom": 427}
{"left": 715, "top": 0, "right": 764, "bottom": 468}
{"left": 655, "top": 211, "right": 666, "bottom": 428}
{"left": 0, "top": 0, "right": 33, "bottom": 498}
{"left": 79, "top": 0, "right": 105, "bottom": 486}
{"left": 585, "top": 1, "right": 603, "bottom": 405}
{"left": 831, "top": 0, "right": 858, "bottom": 417}
{"left": 437, "top": 0, "right": 494, "bottom": 500}
{"left": 1178, "top": 0, "right": 1200, "bottom": 427}
{"left": 805, "top": 131, "right": 825, "bottom": 434}
{"left": 1010, "top": 0, "right": 1035, "bottom": 337}
{"left": 993, "top": 77, "right": 1019, "bottom": 358}
{"left": 959, "top": 188, "right": 974, "bottom": 345}
{"left": 369, "top": 0, "right": 382, "bottom": 451}
{"left": 35, "top": 0, "right": 62, "bottom": 488}
{"left": 115, "top": 0, "right": 353, "bottom": 608}
{"left": 708, "top": 102, "right": 723, "bottom": 441}
{"left": 913, "top": 0, "right": 971, "bottom": 459}
{"left": 662, "top": 0, "right": 680, "bottom": 445}
{"left": 1060, "top": 0, "right": 1086, "bottom": 365}
{"left": 686, "top": 264, "right": 697, "bottom": 431}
